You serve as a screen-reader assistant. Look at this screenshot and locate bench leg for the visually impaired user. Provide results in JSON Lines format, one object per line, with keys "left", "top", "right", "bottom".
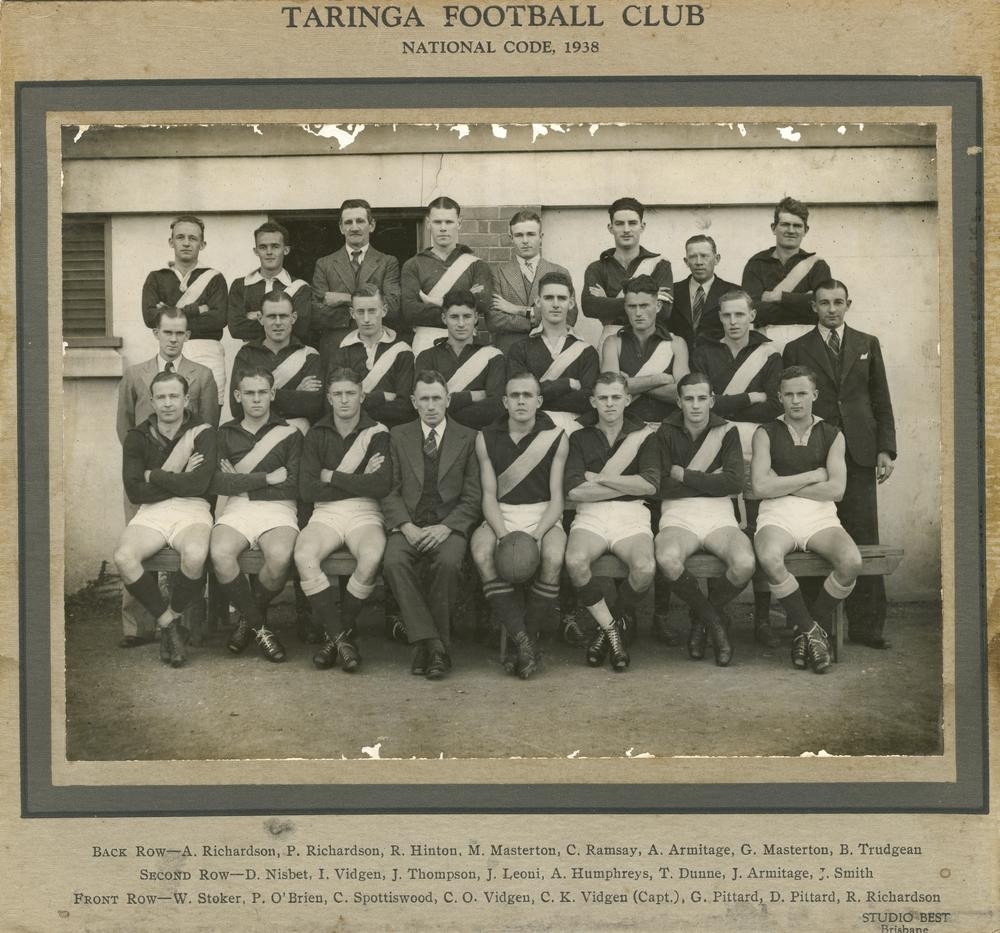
{"left": 832, "top": 603, "right": 844, "bottom": 663}
{"left": 499, "top": 626, "right": 506, "bottom": 663}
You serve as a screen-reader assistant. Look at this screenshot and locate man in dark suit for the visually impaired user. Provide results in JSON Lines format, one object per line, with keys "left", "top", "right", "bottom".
{"left": 381, "top": 370, "right": 482, "bottom": 679}
{"left": 782, "top": 280, "right": 897, "bottom": 647}
{"left": 311, "top": 199, "right": 402, "bottom": 365}
{"left": 669, "top": 234, "right": 738, "bottom": 348}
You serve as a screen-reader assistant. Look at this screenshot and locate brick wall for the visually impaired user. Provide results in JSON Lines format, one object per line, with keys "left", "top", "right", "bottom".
{"left": 461, "top": 204, "right": 541, "bottom": 264}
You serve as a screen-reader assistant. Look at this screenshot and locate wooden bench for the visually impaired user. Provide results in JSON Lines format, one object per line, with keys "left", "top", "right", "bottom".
{"left": 144, "top": 545, "right": 902, "bottom": 661}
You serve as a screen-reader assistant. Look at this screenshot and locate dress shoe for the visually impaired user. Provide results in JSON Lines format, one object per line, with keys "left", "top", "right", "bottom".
{"left": 120, "top": 634, "right": 152, "bottom": 649}
{"left": 653, "top": 613, "right": 683, "bottom": 646}
{"left": 585, "top": 628, "right": 608, "bottom": 667}
{"left": 790, "top": 630, "right": 809, "bottom": 669}
{"left": 512, "top": 631, "right": 538, "bottom": 680}
{"left": 805, "top": 623, "right": 831, "bottom": 674}
{"left": 335, "top": 631, "right": 360, "bottom": 672}
{"left": 254, "top": 626, "right": 286, "bottom": 663}
{"left": 559, "top": 613, "right": 586, "bottom": 647}
{"left": 754, "top": 618, "right": 780, "bottom": 648}
{"left": 606, "top": 620, "right": 630, "bottom": 672}
{"left": 227, "top": 615, "right": 251, "bottom": 655}
{"left": 687, "top": 620, "right": 707, "bottom": 660}
{"left": 425, "top": 648, "right": 448, "bottom": 680}
{"left": 158, "top": 629, "right": 171, "bottom": 664}
{"left": 164, "top": 620, "right": 186, "bottom": 668}
{"left": 312, "top": 637, "right": 337, "bottom": 670}
{"left": 410, "top": 644, "right": 429, "bottom": 676}
{"left": 706, "top": 612, "right": 732, "bottom": 667}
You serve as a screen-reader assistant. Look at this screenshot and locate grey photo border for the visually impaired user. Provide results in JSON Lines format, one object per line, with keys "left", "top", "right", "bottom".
{"left": 16, "top": 76, "right": 986, "bottom": 817}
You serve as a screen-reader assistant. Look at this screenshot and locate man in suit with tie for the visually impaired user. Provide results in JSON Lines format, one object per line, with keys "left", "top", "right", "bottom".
{"left": 115, "top": 306, "right": 220, "bottom": 647}
{"left": 311, "top": 199, "right": 402, "bottom": 365}
{"left": 782, "top": 280, "right": 897, "bottom": 648}
{"left": 489, "top": 210, "right": 574, "bottom": 354}
{"left": 669, "top": 235, "right": 738, "bottom": 349}
{"left": 381, "top": 370, "right": 482, "bottom": 679}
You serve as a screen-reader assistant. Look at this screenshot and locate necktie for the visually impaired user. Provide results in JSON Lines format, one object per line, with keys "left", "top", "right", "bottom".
{"left": 692, "top": 285, "right": 706, "bottom": 328}
{"left": 164, "top": 361, "right": 174, "bottom": 373}
{"left": 423, "top": 427, "right": 438, "bottom": 459}
{"left": 828, "top": 328, "right": 841, "bottom": 357}
{"left": 351, "top": 250, "right": 362, "bottom": 275}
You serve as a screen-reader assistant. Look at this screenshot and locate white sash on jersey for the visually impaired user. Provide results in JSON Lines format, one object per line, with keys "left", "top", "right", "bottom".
{"left": 723, "top": 343, "right": 778, "bottom": 395}
{"left": 160, "top": 423, "right": 210, "bottom": 473}
{"left": 176, "top": 268, "right": 222, "bottom": 308}
{"left": 287, "top": 418, "right": 311, "bottom": 436}
{"left": 613, "top": 255, "right": 661, "bottom": 296}
{"left": 447, "top": 346, "right": 503, "bottom": 393}
{"left": 634, "top": 338, "right": 675, "bottom": 377}
{"left": 601, "top": 425, "right": 656, "bottom": 477}
{"left": 686, "top": 424, "right": 731, "bottom": 474}
{"left": 271, "top": 346, "right": 318, "bottom": 390}
{"left": 362, "top": 341, "right": 410, "bottom": 393}
{"left": 234, "top": 423, "right": 299, "bottom": 474}
{"left": 774, "top": 253, "right": 821, "bottom": 294}
{"left": 425, "top": 253, "right": 479, "bottom": 305}
{"left": 540, "top": 340, "right": 588, "bottom": 382}
{"left": 243, "top": 271, "right": 308, "bottom": 297}
{"left": 337, "top": 423, "right": 389, "bottom": 475}
{"left": 496, "top": 427, "right": 563, "bottom": 499}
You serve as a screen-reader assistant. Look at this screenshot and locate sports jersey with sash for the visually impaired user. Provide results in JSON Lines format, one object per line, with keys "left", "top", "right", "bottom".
{"left": 327, "top": 328, "right": 416, "bottom": 428}
{"left": 416, "top": 339, "right": 504, "bottom": 396}
{"left": 230, "top": 338, "right": 324, "bottom": 432}
{"left": 741, "top": 247, "right": 832, "bottom": 328}
{"left": 565, "top": 415, "right": 659, "bottom": 501}
{"left": 690, "top": 330, "right": 782, "bottom": 423}
{"left": 299, "top": 412, "right": 393, "bottom": 504}
{"left": 482, "top": 412, "right": 563, "bottom": 505}
{"left": 210, "top": 415, "right": 302, "bottom": 511}
{"left": 141, "top": 265, "right": 228, "bottom": 339}
{"left": 615, "top": 323, "right": 677, "bottom": 423}
{"left": 582, "top": 246, "right": 674, "bottom": 328}
{"left": 656, "top": 411, "right": 744, "bottom": 500}
{"left": 761, "top": 416, "right": 841, "bottom": 479}
{"left": 506, "top": 329, "right": 600, "bottom": 415}
{"left": 399, "top": 244, "right": 492, "bottom": 333}
{"left": 227, "top": 267, "right": 313, "bottom": 343}
{"left": 122, "top": 413, "right": 217, "bottom": 506}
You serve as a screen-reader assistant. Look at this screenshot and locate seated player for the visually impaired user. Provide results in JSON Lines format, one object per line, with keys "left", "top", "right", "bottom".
{"left": 691, "top": 288, "right": 782, "bottom": 645}
{"left": 209, "top": 368, "right": 303, "bottom": 663}
{"left": 415, "top": 288, "right": 505, "bottom": 430}
{"left": 327, "top": 284, "right": 415, "bottom": 428}
{"left": 471, "top": 373, "right": 569, "bottom": 679}
{"left": 112, "top": 371, "right": 216, "bottom": 668}
{"left": 750, "top": 366, "right": 863, "bottom": 674}
{"left": 295, "top": 368, "right": 392, "bottom": 673}
{"left": 654, "top": 373, "right": 756, "bottom": 667}
{"left": 564, "top": 373, "right": 658, "bottom": 673}
{"left": 507, "top": 271, "right": 599, "bottom": 432}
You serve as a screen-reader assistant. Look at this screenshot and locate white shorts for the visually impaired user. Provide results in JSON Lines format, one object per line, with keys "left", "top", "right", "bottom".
{"left": 411, "top": 326, "right": 448, "bottom": 358}
{"left": 129, "top": 497, "right": 212, "bottom": 548}
{"left": 755, "top": 496, "right": 843, "bottom": 551}
{"left": 572, "top": 500, "right": 652, "bottom": 548}
{"left": 658, "top": 497, "right": 738, "bottom": 546}
{"left": 183, "top": 338, "right": 226, "bottom": 405}
{"left": 489, "top": 501, "right": 548, "bottom": 537}
{"left": 309, "top": 498, "right": 384, "bottom": 541}
{"left": 545, "top": 410, "right": 583, "bottom": 434}
{"left": 215, "top": 497, "right": 299, "bottom": 549}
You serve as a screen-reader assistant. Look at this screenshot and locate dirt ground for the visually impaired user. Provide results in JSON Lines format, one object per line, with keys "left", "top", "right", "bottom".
{"left": 64, "top": 589, "right": 943, "bottom": 761}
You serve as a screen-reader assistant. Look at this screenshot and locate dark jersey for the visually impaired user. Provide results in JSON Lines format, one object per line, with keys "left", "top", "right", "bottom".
{"left": 299, "top": 412, "right": 392, "bottom": 504}
{"left": 614, "top": 323, "right": 677, "bottom": 423}
{"left": 656, "top": 412, "right": 743, "bottom": 500}
{"left": 565, "top": 415, "right": 659, "bottom": 501}
{"left": 761, "top": 416, "right": 841, "bottom": 476}
{"left": 122, "top": 414, "right": 217, "bottom": 506}
{"left": 209, "top": 415, "right": 302, "bottom": 502}
{"left": 481, "top": 411, "right": 562, "bottom": 505}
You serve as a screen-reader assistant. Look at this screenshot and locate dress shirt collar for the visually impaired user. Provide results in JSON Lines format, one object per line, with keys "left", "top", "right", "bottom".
{"left": 689, "top": 275, "right": 715, "bottom": 300}
{"left": 157, "top": 353, "right": 185, "bottom": 372}
{"left": 817, "top": 322, "right": 845, "bottom": 345}
{"left": 420, "top": 418, "right": 447, "bottom": 442}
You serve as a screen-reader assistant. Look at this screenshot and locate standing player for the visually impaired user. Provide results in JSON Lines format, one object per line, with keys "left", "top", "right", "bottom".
{"left": 751, "top": 366, "right": 863, "bottom": 673}
{"left": 489, "top": 210, "right": 574, "bottom": 354}
{"left": 654, "top": 373, "right": 756, "bottom": 667}
{"left": 782, "top": 281, "right": 896, "bottom": 648}
{"left": 327, "top": 284, "right": 416, "bottom": 428}
{"left": 141, "top": 215, "right": 228, "bottom": 404}
{"left": 228, "top": 221, "right": 313, "bottom": 345}
{"left": 295, "top": 368, "right": 391, "bottom": 673}
{"left": 471, "top": 373, "right": 569, "bottom": 679}
{"left": 582, "top": 197, "right": 673, "bottom": 346}
{"left": 112, "top": 371, "right": 217, "bottom": 668}
{"left": 507, "top": 271, "right": 599, "bottom": 431}
{"left": 311, "top": 198, "right": 401, "bottom": 362}
{"left": 415, "top": 288, "right": 505, "bottom": 430}
{"left": 400, "top": 196, "right": 492, "bottom": 354}
{"left": 564, "top": 373, "right": 658, "bottom": 673}
{"left": 669, "top": 235, "right": 738, "bottom": 349}
{"left": 209, "top": 369, "right": 303, "bottom": 663}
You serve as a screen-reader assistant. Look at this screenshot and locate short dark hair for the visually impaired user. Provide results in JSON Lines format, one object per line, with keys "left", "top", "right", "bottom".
{"left": 684, "top": 233, "right": 718, "bottom": 253}
{"left": 772, "top": 196, "right": 809, "bottom": 227}
{"left": 718, "top": 289, "right": 754, "bottom": 312}
{"left": 442, "top": 288, "right": 478, "bottom": 313}
{"left": 505, "top": 371, "right": 541, "bottom": 395}
{"left": 413, "top": 369, "right": 449, "bottom": 392}
{"left": 779, "top": 365, "right": 817, "bottom": 389}
{"left": 150, "top": 370, "right": 189, "bottom": 395}
{"left": 325, "top": 366, "right": 363, "bottom": 390}
{"left": 508, "top": 209, "right": 541, "bottom": 228}
{"left": 608, "top": 196, "right": 644, "bottom": 220}
{"left": 340, "top": 198, "right": 373, "bottom": 222}
{"left": 170, "top": 214, "right": 205, "bottom": 236}
{"left": 677, "top": 371, "right": 713, "bottom": 395}
{"left": 622, "top": 275, "right": 659, "bottom": 300}
{"left": 538, "top": 270, "right": 575, "bottom": 298}
{"left": 153, "top": 306, "right": 189, "bottom": 329}
{"left": 254, "top": 221, "right": 290, "bottom": 245}
{"left": 593, "top": 371, "right": 629, "bottom": 393}
{"left": 427, "top": 196, "right": 461, "bottom": 215}
{"left": 235, "top": 366, "right": 275, "bottom": 389}
{"left": 813, "top": 278, "right": 850, "bottom": 301}
{"left": 261, "top": 289, "right": 293, "bottom": 311}
{"left": 351, "top": 283, "right": 383, "bottom": 303}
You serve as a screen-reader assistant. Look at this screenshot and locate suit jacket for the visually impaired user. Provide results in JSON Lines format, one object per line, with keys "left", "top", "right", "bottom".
{"left": 381, "top": 419, "right": 481, "bottom": 536}
{"left": 490, "top": 257, "right": 575, "bottom": 351}
{"left": 116, "top": 355, "right": 220, "bottom": 444}
{"left": 669, "top": 275, "right": 738, "bottom": 347}
{"left": 782, "top": 325, "right": 896, "bottom": 468}
{"left": 311, "top": 245, "right": 402, "bottom": 335}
